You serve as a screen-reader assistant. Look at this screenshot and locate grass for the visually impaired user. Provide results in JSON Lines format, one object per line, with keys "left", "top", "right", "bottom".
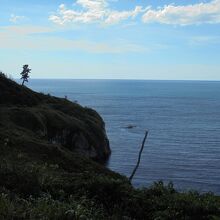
{"left": 0, "top": 73, "right": 111, "bottom": 161}
{"left": 0, "top": 72, "right": 220, "bottom": 219}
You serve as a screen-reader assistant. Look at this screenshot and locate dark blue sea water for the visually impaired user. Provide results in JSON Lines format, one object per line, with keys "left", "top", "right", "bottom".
{"left": 28, "top": 79, "right": 220, "bottom": 194}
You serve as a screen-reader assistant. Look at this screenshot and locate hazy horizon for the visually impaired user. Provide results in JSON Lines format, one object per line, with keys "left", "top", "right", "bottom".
{"left": 15, "top": 77, "right": 220, "bottom": 82}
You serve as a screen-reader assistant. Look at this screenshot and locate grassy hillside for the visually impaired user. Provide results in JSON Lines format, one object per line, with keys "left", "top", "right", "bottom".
{"left": 0, "top": 73, "right": 220, "bottom": 219}
{"left": 0, "top": 72, "right": 111, "bottom": 161}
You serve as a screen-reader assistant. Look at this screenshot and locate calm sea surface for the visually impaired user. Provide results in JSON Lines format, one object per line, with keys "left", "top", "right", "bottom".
{"left": 28, "top": 79, "right": 220, "bottom": 194}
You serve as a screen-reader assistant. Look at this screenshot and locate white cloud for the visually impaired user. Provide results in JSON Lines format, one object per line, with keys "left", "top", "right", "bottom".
{"left": 142, "top": 0, "right": 220, "bottom": 25}
{"left": 49, "top": 0, "right": 145, "bottom": 25}
{"left": 10, "top": 14, "right": 26, "bottom": 23}
{"left": 50, "top": 0, "right": 220, "bottom": 26}
{"left": 1, "top": 25, "right": 53, "bottom": 35}
{"left": 105, "top": 6, "right": 145, "bottom": 24}
{"left": 0, "top": 25, "right": 147, "bottom": 53}
{"left": 189, "top": 36, "right": 220, "bottom": 45}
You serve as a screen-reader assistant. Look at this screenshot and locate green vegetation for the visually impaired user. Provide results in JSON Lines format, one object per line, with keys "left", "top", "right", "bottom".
{"left": 0, "top": 72, "right": 111, "bottom": 161}
{"left": 0, "top": 73, "right": 220, "bottom": 219}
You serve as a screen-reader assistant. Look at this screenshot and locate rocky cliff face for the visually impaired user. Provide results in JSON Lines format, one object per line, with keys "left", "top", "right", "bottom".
{"left": 0, "top": 74, "right": 111, "bottom": 161}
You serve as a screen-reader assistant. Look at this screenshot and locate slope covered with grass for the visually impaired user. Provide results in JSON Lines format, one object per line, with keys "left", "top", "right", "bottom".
{"left": 0, "top": 73, "right": 219, "bottom": 219}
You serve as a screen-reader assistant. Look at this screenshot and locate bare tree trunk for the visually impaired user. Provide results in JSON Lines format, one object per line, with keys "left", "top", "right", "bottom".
{"left": 22, "top": 79, "right": 24, "bottom": 86}
{"left": 129, "top": 131, "right": 148, "bottom": 182}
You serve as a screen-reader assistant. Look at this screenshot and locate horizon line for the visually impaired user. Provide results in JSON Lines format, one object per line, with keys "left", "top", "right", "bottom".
{"left": 14, "top": 78, "right": 220, "bottom": 82}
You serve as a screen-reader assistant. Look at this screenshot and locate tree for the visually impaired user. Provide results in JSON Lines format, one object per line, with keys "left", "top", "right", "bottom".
{"left": 20, "top": 64, "right": 31, "bottom": 86}
{"left": 129, "top": 131, "right": 148, "bottom": 182}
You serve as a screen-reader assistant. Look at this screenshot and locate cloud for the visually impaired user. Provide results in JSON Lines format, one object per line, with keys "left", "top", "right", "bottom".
{"left": 0, "top": 25, "right": 147, "bottom": 53}
{"left": 1, "top": 25, "right": 53, "bottom": 35}
{"left": 49, "top": 0, "right": 220, "bottom": 26}
{"left": 10, "top": 14, "right": 26, "bottom": 23}
{"left": 142, "top": 0, "right": 220, "bottom": 25}
{"left": 105, "top": 6, "right": 145, "bottom": 24}
{"left": 49, "top": 0, "right": 145, "bottom": 25}
{"left": 189, "top": 36, "right": 220, "bottom": 45}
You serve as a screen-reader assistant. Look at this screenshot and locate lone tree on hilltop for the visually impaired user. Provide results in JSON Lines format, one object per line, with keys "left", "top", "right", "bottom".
{"left": 20, "top": 64, "right": 31, "bottom": 86}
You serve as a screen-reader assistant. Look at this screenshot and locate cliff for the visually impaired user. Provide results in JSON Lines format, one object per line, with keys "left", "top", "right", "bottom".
{"left": 0, "top": 73, "right": 111, "bottom": 161}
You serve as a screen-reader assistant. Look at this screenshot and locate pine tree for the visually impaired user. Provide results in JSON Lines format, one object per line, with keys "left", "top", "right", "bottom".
{"left": 20, "top": 65, "right": 31, "bottom": 86}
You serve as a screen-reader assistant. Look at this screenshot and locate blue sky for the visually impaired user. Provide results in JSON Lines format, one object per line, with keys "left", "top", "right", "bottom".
{"left": 0, "top": 0, "right": 220, "bottom": 80}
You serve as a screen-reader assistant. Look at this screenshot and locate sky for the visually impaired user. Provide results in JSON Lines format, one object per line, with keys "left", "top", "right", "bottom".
{"left": 0, "top": 0, "right": 220, "bottom": 80}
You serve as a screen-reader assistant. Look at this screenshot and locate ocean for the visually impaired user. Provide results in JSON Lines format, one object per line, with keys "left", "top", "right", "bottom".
{"left": 28, "top": 79, "right": 220, "bottom": 194}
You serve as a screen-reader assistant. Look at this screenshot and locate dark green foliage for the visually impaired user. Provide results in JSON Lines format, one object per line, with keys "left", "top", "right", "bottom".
{"left": 0, "top": 73, "right": 47, "bottom": 105}
{"left": 0, "top": 73, "right": 220, "bottom": 219}
{"left": 0, "top": 192, "right": 106, "bottom": 220}
{"left": 0, "top": 165, "right": 40, "bottom": 197}
{"left": 0, "top": 74, "right": 111, "bottom": 161}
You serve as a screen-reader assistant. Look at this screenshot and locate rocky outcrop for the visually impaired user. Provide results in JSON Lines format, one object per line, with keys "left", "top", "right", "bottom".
{"left": 0, "top": 74, "right": 111, "bottom": 161}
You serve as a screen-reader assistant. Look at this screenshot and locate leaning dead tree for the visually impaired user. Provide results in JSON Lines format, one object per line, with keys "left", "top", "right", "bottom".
{"left": 129, "top": 130, "right": 149, "bottom": 182}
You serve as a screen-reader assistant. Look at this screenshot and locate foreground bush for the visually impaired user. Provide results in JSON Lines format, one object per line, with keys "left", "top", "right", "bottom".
{"left": 0, "top": 178, "right": 220, "bottom": 220}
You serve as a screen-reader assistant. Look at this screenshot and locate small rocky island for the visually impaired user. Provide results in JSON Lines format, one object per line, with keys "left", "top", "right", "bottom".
{"left": 0, "top": 73, "right": 219, "bottom": 219}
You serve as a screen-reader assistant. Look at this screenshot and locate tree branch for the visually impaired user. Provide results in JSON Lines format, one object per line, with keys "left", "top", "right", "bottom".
{"left": 129, "top": 130, "right": 149, "bottom": 182}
